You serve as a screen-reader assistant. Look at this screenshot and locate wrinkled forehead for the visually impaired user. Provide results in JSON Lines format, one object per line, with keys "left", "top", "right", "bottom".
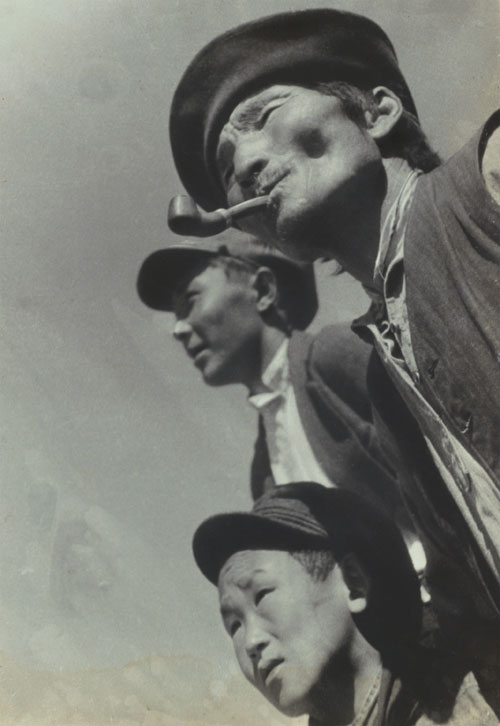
{"left": 217, "top": 84, "right": 305, "bottom": 147}
{"left": 218, "top": 549, "right": 289, "bottom": 593}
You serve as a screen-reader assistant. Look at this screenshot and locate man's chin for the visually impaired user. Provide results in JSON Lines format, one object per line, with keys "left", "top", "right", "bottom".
{"left": 276, "top": 213, "right": 329, "bottom": 263}
{"left": 276, "top": 230, "right": 324, "bottom": 263}
{"left": 200, "top": 367, "right": 233, "bottom": 387}
{"left": 201, "top": 372, "right": 225, "bottom": 387}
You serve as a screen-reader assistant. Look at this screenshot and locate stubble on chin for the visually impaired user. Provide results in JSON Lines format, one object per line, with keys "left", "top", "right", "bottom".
{"left": 276, "top": 207, "right": 334, "bottom": 263}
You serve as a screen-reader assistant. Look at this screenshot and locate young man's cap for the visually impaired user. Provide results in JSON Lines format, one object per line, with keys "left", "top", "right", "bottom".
{"left": 137, "top": 230, "right": 318, "bottom": 330}
{"left": 170, "top": 8, "right": 418, "bottom": 212}
{"left": 193, "top": 482, "right": 422, "bottom": 652}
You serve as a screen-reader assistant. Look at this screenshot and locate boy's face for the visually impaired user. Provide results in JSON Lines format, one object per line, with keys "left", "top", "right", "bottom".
{"left": 172, "top": 261, "right": 264, "bottom": 387}
{"left": 216, "top": 84, "right": 382, "bottom": 262}
{"left": 217, "top": 549, "right": 355, "bottom": 717}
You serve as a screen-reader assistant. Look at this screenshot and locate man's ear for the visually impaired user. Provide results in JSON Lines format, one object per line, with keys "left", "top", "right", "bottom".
{"left": 364, "top": 86, "right": 403, "bottom": 141}
{"left": 253, "top": 267, "right": 278, "bottom": 314}
{"left": 340, "top": 553, "right": 370, "bottom": 615}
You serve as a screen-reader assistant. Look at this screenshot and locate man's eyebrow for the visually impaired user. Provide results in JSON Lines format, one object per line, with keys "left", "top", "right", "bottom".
{"left": 226, "top": 97, "right": 269, "bottom": 132}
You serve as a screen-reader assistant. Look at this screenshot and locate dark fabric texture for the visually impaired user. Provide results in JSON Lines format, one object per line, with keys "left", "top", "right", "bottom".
{"left": 366, "top": 352, "right": 500, "bottom": 622}
{"left": 308, "top": 653, "right": 496, "bottom": 726}
{"left": 405, "top": 110, "right": 500, "bottom": 491}
{"left": 356, "top": 113, "right": 500, "bottom": 710}
{"left": 250, "top": 324, "right": 406, "bottom": 527}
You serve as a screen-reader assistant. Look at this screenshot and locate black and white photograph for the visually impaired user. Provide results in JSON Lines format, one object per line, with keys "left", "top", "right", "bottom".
{"left": 1, "top": 1, "right": 500, "bottom": 724}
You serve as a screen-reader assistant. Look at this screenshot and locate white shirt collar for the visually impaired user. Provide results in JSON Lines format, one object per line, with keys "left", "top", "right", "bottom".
{"left": 370, "top": 168, "right": 421, "bottom": 296}
{"left": 248, "top": 340, "right": 289, "bottom": 411}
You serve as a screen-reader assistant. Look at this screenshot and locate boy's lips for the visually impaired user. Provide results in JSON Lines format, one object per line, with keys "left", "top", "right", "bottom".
{"left": 187, "top": 343, "right": 208, "bottom": 366}
{"left": 259, "top": 658, "right": 284, "bottom": 686}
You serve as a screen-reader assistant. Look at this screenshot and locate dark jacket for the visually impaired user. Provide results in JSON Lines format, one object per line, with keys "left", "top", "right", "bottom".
{"left": 308, "top": 655, "right": 497, "bottom": 726}
{"left": 405, "top": 112, "right": 500, "bottom": 493}
{"left": 356, "top": 115, "right": 500, "bottom": 706}
{"left": 250, "top": 324, "right": 407, "bottom": 527}
{"left": 359, "top": 115, "right": 500, "bottom": 617}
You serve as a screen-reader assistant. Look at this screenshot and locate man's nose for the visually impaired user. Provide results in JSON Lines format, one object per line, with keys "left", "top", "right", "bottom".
{"left": 233, "top": 136, "right": 268, "bottom": 193}
{"left": 173, "top": 318, "right": 192, "bottom": 341}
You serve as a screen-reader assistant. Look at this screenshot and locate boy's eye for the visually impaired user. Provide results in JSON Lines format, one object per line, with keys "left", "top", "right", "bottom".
{"left": 255, "top": 588, "right": 273, "bottom": 605}
{"left": 184, "top": 291, "right": 198, "bottom": 310}
{"left": 229, "top": 620, "right": 241, "bottom": 637}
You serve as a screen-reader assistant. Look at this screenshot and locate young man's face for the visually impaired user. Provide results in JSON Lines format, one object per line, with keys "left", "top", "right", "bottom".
{"left": 218, "top": 549, "right": 355, "bottom": 718}
{"left": 216, "top": 85, "right": 382, "bottom": 262}
{"left": 173, "top": 260, "right": 264, "bottom": 387}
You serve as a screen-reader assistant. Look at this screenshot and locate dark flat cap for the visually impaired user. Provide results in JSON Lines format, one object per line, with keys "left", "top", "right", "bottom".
{"left": 137, "top": 230, "right": 318, "bottom": 329}
{"left": 170, "top": 8, "right": 417, "bottom": 212}
{"left": 193, "top": 482, "right": 422, "bottom": 650}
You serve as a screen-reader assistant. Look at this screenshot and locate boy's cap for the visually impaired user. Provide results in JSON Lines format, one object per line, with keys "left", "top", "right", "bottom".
{"left": 137, "top": 230, "right": 318, "bottom": 329}
{"left": 193, "top": 482, "right": 423, "bottom": 652}
{"left": 170, "top": 8, "right": 417, "bottom": 212}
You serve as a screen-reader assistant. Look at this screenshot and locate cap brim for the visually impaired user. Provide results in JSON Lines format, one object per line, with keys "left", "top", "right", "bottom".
{"left": 193, "top": 511, "right": 328, "bottom": 585}
{"left": 137, "top": 243, "right": 318, "bottom": 328}
{"left": 137, "top": 246, "right": 216, "bottom": 311}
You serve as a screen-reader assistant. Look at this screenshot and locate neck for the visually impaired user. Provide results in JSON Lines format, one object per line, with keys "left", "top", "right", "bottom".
{"left": 308, "top": 638, "right": 381, "bottom": 726}
{"left": 327, "top": 157, "right": 414, "bottom": 288}
{"left": 246, "top": 326, "right": 288, "bottom": 394}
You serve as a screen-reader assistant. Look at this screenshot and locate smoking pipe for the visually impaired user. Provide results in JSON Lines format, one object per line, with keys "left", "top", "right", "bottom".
{"left": 167, "top": 195, "right": 269, "bottom": 237}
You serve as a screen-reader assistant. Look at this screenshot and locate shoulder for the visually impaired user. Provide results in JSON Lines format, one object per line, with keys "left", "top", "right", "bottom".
{"left": 414, "top": 671, "right": 498, "bottom": 726}
{"left": 292, "top": 324, "right": 375, "bottom": 417}
{"left": 480, "top": 111, "right": 500, "bottom": 206}
{"left": 417, "top": 109, "right": 500, "bottom": 208}
{"left": 407, "top": 110, "right": 500, "bottom": 256}
{"left": 304, "top": 323, "right": 373, "bottom": 373}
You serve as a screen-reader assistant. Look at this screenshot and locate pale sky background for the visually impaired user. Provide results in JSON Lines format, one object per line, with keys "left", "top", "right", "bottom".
{"left": 1, "top": 1, "right": 499, "bottom": 723}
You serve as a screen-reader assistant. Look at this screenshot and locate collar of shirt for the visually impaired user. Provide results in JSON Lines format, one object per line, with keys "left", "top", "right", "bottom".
{"left": 247, "top": 340, "right": 289, "bottom": 411}
{"left": 363, "top": 167, "right": 421, "bottom": 302}
{"left": 355, "top": 168, "right": 420, "bottom": 340}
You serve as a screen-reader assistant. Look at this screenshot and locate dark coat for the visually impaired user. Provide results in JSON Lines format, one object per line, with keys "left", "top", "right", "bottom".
{"left": 360, "top": 115, "right": 500, "bottom": 617}
{"left": 405, "top": 112, "right": 500, "bottom": 492}
{"left": 250, "top": 324, "right": 407, "bottom": 526}
{"left": 357, "top": 115, "right": 500, "bottom": 704}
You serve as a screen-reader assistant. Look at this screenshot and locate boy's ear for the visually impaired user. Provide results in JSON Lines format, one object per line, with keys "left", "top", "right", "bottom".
{"left": 253, "top": 267, "right": 278, "bottom": 313}
{"left": 364, "top": 86, "right": 403, "bottom": 141}
{"left": 340, "top": 552, "right": 370, "bottom": 614}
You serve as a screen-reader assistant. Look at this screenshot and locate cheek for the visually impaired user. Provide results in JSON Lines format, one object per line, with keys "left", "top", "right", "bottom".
{"left": 195, "top": 296, "right": 234, "bottom": 331}
{"left": 233, "top": 640, "right": 254, "bottom": 682}
{"left": 295, "top": 128, "right": 328, "bottom": 159}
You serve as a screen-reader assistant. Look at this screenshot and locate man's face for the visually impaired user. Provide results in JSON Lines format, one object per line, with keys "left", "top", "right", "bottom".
{"left": 173, "top": 260, "right": 263, "bottom": 387}
{"left": 218, "top": 549, "right": 354, "bottom": 717}
{"left": 216, "top": 85, "right": 382, "bottom": 262}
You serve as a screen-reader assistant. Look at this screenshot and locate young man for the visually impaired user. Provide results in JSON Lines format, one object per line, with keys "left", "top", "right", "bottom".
{"left": 192, "top": 483, "right": 496, "bottom": 726}
{"left": 137, "top": 231, "right": 408, "bottom": 524}
{"left": 166, "top": 8, "right": 500, "bottom": 696}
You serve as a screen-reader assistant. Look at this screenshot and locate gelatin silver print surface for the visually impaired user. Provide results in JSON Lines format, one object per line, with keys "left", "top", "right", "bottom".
{"left": 1, "top": 1, "right": 499, "bottom": 723}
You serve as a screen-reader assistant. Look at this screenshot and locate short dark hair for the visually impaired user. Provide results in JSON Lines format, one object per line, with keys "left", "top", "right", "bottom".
{"left": 291, "top": 549, "right": 337, "bottom": 581}
{"left": 313, "top": 81, "right": 441, "bottom": 173}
